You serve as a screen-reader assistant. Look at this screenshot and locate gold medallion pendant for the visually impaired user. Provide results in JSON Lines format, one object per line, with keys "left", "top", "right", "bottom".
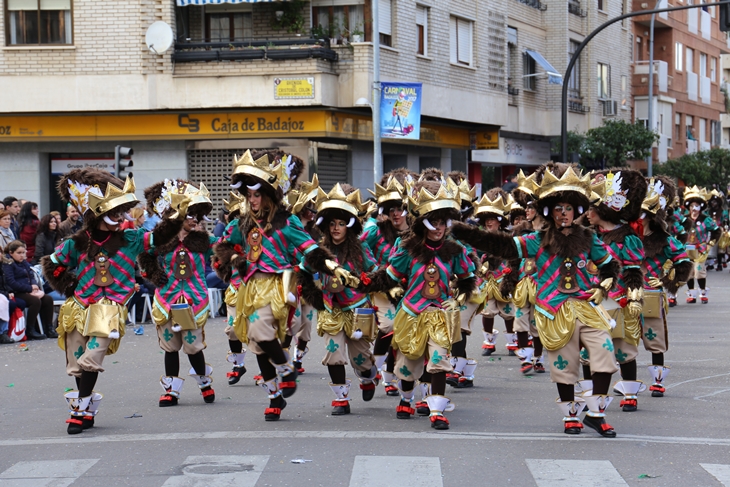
{"left": 93, "top": 254, "right": 112, "bottom": 287}
{"left": 247, "top": 228, "right": 263, "bottom": 262}
{"left": 421, "top": 262, "right": 440, "bottom": 299}
{"left": 174, "top": 249, "right": 192, "bottom": 280}
{"left": 558, "top": 258, "right": 578, "bottom": 294}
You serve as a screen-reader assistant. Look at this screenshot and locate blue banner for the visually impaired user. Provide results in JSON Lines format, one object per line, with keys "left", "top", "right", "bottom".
{"left": 380, "top": 82, "right": 422, "bottom": 140}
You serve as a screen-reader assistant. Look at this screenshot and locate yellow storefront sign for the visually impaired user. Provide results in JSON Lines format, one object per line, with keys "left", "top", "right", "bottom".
{"left": 0, "top": 110, "right": 497, "bottom": 149}
{"left": 274, "top": 77, "right": 315, "bottom": 99}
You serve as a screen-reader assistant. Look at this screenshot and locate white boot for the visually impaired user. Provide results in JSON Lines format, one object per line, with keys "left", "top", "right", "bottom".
{"left": 273, "top": 362, "right": 297, "bottom": 397}
{"left": 700, "top": 288, "right": 709, "bottom": 303}
{"left": 648, "top": 365, "right": 670, "bottom": 397}
{"left": 86, "top": 392, "right": 104, "bottom": 417}
{"left": 189, "top": 364, "right": 215, "bottom": 403}
{"left": 330, "top": 381, "right": 352, "bottom": 415}
{"left": 426, "top": 395, "right": 452, "bottom": 430}
{"left": 574, "top": 379, "right": 593, "bottom": 400}
{"left": 159, "top": 376, "right": 185, "bottom": 406}
{"left": 613, "top": 380, "right": 646, "bottom": 412}
{"left": 447, "top": 357, "right": 468, "bottom": 387}
{"left": 458, "top": 359, "right": 477, "bottom": 388}
{"left": 557, "top": 398, "right": 585, "bottom": 434}
{"left": 65, "top": 391, "right": 92, "bottom": 417}
{"left": 519, "top": 347, "right": 534, "bottom": 374}
{"left": 583, "top": 394, "right": 616, "bottom": 437}
{"left": 504, "top": 332, "right": 518, "bottom": 353}
{"left": 482, "top": 329, "right": 499, "bottom": 356}
{"left": 227, "top": 351, "right": 246, "bottom": 366}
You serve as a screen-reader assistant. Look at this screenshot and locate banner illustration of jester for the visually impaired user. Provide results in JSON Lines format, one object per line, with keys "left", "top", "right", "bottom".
{"left": 380, "top": 82, "right": 422, "bottom": 140}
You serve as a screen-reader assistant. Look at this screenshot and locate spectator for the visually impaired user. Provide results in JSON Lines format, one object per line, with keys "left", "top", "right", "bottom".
{"left": 2, "top": 197, "right": 21, "bottom": 237}
{"left": 121, "top": 207, "right": 145, "bottom": 231}
{"left": 0, "top": 261, "right": 16, "bottom": 344}
{"left": 502, "top": 174, "right": 518, "bottom": 193}
{"left": 18, "top": 201, "right": 40, "bottom": 261}
{"left": 213, "top": 208, "right": 228, "bottom": 238}
{"left": 142, "top": 210, "right": 160, "bottom": 231}
{"left": 57, "top": 204, "right": 82, "bottom": 241}
{"left": 0, "top": 202, "right": 4, "bottom": 211}
{"left": 0, "top": 211, "right": 16, "bottom": 250}
{"left": 2, "top": 240, "right": 55, "bottom": 340}
{"left": 33, "top": 214, "right": 60, "bottom": 265}
{"left": 50, "top": 211, "right": 61, "bottom": 227}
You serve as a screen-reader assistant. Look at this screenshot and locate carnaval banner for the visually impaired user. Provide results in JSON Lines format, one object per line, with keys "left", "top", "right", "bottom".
{"left": 380, "top": 82, "right": 422, "bottom": 140}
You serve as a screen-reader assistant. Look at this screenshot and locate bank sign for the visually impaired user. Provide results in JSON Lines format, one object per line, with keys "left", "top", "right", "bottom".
{"left": 380, "top": 82, "right": 422, "bottom": 140}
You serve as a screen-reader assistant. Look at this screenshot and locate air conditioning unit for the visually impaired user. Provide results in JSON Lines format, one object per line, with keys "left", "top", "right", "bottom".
{"left": 603, "top": 99, "right": 617, "bottom": 116}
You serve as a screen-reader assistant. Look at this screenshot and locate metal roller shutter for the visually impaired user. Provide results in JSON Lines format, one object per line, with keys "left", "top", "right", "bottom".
{"left": 316, "top": 149, "right": 349, "bottom": 191}
{"left": 187, "top": 149, "right": 238, "bottom": 224}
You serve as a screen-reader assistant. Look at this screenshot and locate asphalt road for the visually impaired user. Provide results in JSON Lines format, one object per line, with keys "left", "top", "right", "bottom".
{"left": 1, "top": 272, "right": 729, "bottom": 487}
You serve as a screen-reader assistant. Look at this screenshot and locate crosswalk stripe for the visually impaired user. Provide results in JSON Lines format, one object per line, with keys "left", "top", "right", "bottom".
{"left": 161, "top": 455, "right": 270, "bottom": 487}
{"left": 349, "top": 455, "right": 443, "bottom": 487}
{"left": 701, "top": 464, "right": 730, "bottom": 485}
{"left": 526, "top": 459, "right": 629, "bottom": 487}
{"left": 0, "top": 459, "right": 98, "bottom": 487}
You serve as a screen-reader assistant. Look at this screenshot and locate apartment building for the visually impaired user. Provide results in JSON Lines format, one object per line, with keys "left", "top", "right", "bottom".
{"left": 0, "top": 0, "right": 508, "bottom": 212}
{"left": 473, "top": 0, "right": 633, "bottom": 180}
{"left": 632, "top": 0, "right": 728, "bottom": 165}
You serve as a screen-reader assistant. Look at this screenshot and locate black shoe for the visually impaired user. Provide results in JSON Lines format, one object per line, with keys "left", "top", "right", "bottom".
{"left": 508, "top": 349, "right": 516, "bottom": 356}
{"left": 26, "top": 332, "right": 46, "bottom": 340}
{"left": 66, "top": 417, "right": 84, "bottom": 435}
{"left": 227, "top": 365, "right": 246, "bottom": 385}
{"left": 159, "top": 394, "right": 178, "bottom": 407}
{"left": 45, "top": 328, "right": 58, "bottom": 339}
{"left": 430, "top": 415, "right": 450, "bottom": 430}
{"left": 415, "top": 400, "right": 429, "bottom": 416}
{"left": 456, "top": 378, "right": 474, "bottom": 388}
{"left": 361, "top": 382, "right": 376, "bottom": 401}
{"left": 563, "top": 420, "right": 583, "bottom": 435}
{"left": 445, "top": 372, "right": 461, "bottom": 387}
{"left": 396, "top": 400, "right": 414, "bottom": 419}
{"left": 331, "top": 401, "right": 351, "bottom": 415}
{"left": 583, "top": 415, "right": 617, "bottom": 438}
{"left": 293, "top": 360, "right": 304, "bottom": 374}
{"left": 0, "top": 333, "right": 12, "bottom": 344}
{"left": 82, "top": 416, "right": 95, "bottom": 429}
{"left": 265, "top": 397, "right": 286, "bottom": 421}
{"left": 481, "top": 347, "right": 495, "bottom": 356}
{"left": 201, "top": 385, "right": 215, "bottom": 403}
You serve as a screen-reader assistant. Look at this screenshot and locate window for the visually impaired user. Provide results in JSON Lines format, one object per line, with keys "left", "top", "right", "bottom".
{"left": 568, "top": 40, "right": 582, "bottom": 98}
{"left": 675, "top": 113, "right": 682, "bottom": 140}
{"left": 523, "top": 52, "right": 537, "bottom": 90}
{"left": 379, "top": 0, "right": 392, "bottom": 47}
{"left": 597, "top": 62, "right": 611, "bottom": 98}
{"left": 675, "top": 42, "right": 683, "bottom": 71}
{"left": 449, "top": 16, "right": 473, "bottom": 66}
{"left": 416, "top": 4, "right": 428, "bottom": 56}
{"left": 6, "top": 0, "right": 72, "bottom": 45}
{"left": 621, "top": 75, "right": 628, "bottom": 109}
{"left": 206, "top": 11, "right": 252, "bottom": 42}
{"left": 711, "top": 57, "right": 717, "bottom": 81}
{"left": 686, "top": 47, "right": 694, "bottom": 73}
{"left": 598, "top": 0, "right": 605, "bottom": 11}
{"left": 312, "top": 2, "right": 365, "bottom": 43}
{"left": 507, "top": 27, "right": 518, "bottom": 93}
{"left": 700, "top": 52, "right": 707, "bottom": 78}
{"left": 636, "top": 36, "right": 642, "bottom": 62}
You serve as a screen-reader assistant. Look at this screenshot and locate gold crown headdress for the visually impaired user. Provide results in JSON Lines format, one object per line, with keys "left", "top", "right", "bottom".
{"left": 87, "top": 175, "right": 138, "bottom": 217}
{"left": 368, "top": 175, "right": 406, "bottom": 206}
{"left": 456, "top": 178, "right": 477, "bottom": 204}
{"left": 315, "top": 183, "right": 368, "bottom": 220}
{"left": 536, "top": 166, "right": 592, "bottom": 201}
{"left": 709, "top": 188, "right": 724, "bottom": 200}
{"left": 232, "top": 149, "right": 295, "bottom": 194}
{"left": 182, "top": 182, "right": 212, "bottom": 209}
{"left": 683, "top": 185, "right": 706, "bottom": 203}
{"left": 151, "top": 179, "right": 187, "bottom": 217}
{"left": 641, "top": 190, "right": 662, "bottom": 214}
{"left": 223, "top": 191, "right": 246, "bottom": 215}
{"left": 474, "top": 192, "right": 511, "bottom": 218}
{"left": 288, "top": 174, "right": 320, "bottom": 215}
{"left": 407, "top": 178, "right": 461, "bottom": 217}
{"left": 515, "top": 170, "right": 538, "bottom": 197}
{"left": 507, "top": 194, "right": 524, "bottom": 213}
{"left": 645, "top": 177, "right": 667, "bottom": 211}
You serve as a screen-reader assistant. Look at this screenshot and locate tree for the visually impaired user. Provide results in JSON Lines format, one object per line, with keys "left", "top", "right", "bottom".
{"left": 551, "top": 130, "right": 586, "bottom": 162}
{"left": 580, "top": 120, "right": 659, "bottom": 168}
{"left": 655, "top": 148, "right": 730, "bottom": 189}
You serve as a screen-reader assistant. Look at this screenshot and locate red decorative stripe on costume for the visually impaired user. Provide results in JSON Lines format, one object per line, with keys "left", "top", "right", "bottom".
{"left": 565, "top": 421, "right": 583, "bottom": 429}
{"left": 360, "top": 383, "right": 376, "bottom": 391}
{"left": 66, "top": 418, "right": 83, "bottom": 425}
{"left": 332, "top": 400, "right": 349, "bottom": 407}
{"left": 202, "top": 388, "right": 215, "bottom": 397}
{"left": 396, "top": 405, "right": 414, "bottom": 415}
{"left": 279, "top": 381, "right": 296, "bottom": 389}
{"left": 430, "top": 415, "right": 449, "bottom": 424}
{"left": 264, "top": 408, "right": 281, "bottom": 415}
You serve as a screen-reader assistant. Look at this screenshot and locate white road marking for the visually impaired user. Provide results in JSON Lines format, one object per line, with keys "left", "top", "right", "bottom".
{"left": 701, "top": 464, "right": 730, "bottom": 486}
{"left": 693, "top": 388, "right": 730, "bottom": 401}
{"left": 2, "top": 430, "right": 730, "bottom": 448}
{"left": 0, "top": 459, "right": 98, "bottom": 487}
{"left": 666, "top": 372, "right": 730, "bottom": 389}
{"left": 350, "top": 455, "right": 442, "bottom": 487}
{"left": 526, "top": 459, "right": 628, "bottom": 487}
{"left": 161, "top": 455, "right": 269, "bottom": 487}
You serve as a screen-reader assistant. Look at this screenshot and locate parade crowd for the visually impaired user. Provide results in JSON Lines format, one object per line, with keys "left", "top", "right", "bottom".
{"left": 3, "top": 152, "right": 725, "bottom": 438}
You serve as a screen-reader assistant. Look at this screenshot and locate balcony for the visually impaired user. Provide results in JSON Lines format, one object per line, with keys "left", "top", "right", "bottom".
{"left": 173, "top": 38, "right": 338, "bottom": 63}
{"left": 514, "top": 0, "right": 548, "bottom": 11}
{"left": 633, "top": 60, "right": 670, "bottom": 94}
{"left": 568, "top": 0, "right": 587, "bottom": 16}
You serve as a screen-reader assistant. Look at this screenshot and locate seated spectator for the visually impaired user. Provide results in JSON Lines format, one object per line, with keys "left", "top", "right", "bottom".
{"left": 33, "top": 214, "right": 60, "bottom": 265}
{"left": 57, "top": 204, "right": 82, "bottom": 242}
{"left": 2, "top": 197, "right": 20, "bottom": 237}
{"left": 121, "top": 207, "right": 145, "bottom": 231}
{"left": 2, "top": 240, "right": 55, "bottom": 340}
{"left": 18, "top": 201, "right": 40, "bottom": 261}
{"left": 0, "top": 211, "right": 15, "bottom": 250}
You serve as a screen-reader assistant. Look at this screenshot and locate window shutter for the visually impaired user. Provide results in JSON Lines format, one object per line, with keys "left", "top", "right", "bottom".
{"left": 8, "top": 0, "right": 37, "bottom": 10}
{"left": 416, "top": 5, "right": 425, "bottom": 25}
{"left": 40, "top": 0, "right": 70, "bottom": 9}
{"left": 316, "top": 149, "right": 349, "bottom": 191}
{"left": 449, "top": 17, "right": 457, "bottom": 63}
{"left": 457, "top": 19, "right": 472, "bottom": 65}
{"left": 379, "top": 0, "right": 392, "bottom": 36}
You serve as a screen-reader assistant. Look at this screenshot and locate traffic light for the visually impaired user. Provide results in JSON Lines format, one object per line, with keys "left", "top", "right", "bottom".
{"left": 721, "top": 0, "right": 730, "bottom": 32}
{"left": 115, "top": 145, "right": 134, "bottom": 178}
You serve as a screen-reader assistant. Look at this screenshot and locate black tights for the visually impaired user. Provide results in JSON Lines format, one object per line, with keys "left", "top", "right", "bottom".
{"left": 255, "top": 339, "right": 288, "bottom": 381}
{"left": 687, "top": 278, "right": 706, "bottom": 290}
{"left": 164, "top": 350, "right": 206, "bottom": 376}
{"left": 328, "top": 364, "right": 346, "bottom": 384}
{"left": 619, "top": 360, "right": 637, "bottom": 381}
{"left": 77, "top": 371, "right": 98, "bottom": 398}
{"left": 372, "top": 331, "right": 393, "bottom": 355}
{"left": 401, "top": 371, "right": 445, "bottom": 395}
{"left": 229, "top": 339, "right": 243, "bottom": 354}
{"left": 451, "top": 332, "right": 468, "bottom": 358}
{"left": 652, "top": 352, "right": 664, "bottom": 366}
{"left": 557, "top": 372, "right": 611, "bottom": 401}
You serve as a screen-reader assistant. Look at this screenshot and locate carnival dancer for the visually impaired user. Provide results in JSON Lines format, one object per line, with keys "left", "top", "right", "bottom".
{"left": 510, "top": 170, "right": 547, "bottom": 374}
{"left": 706, "top": 189, "right": 728, "bottom": 271}
{"left": 42, "top": 169, "right": 184, "bottom": 434}
{"left": 451, "top": 164, "right": 621, "bottom": 437}
{"left": 474, "top": 188, "right": 520, "bottom": 358}
{"left": 283, "top": 175, "right": 322, "bottom": 374}
{"left": 445, "top": 173, "right": 481, "bottom": 389}
{"left": 212, "top": 150, "right": 359, "bottom": 421}
{"left": 365, "top": 178, "right": 476, "bottom": 430}
{"left": 138, "top": 180, "right": 218, "bottom": 407}
{"left": 584, "top": 170, "right": 647, "bottom": 412}
{"left": 215, "top": 191, "right": 249, "bottom": 385}
{"left": 297, "top": 184, "right": 379, "bottom": 415}
{"left": 682, "top": 186, "right": 720, "bottom": 304}
{"left": 361, "top": 169, "right": 414, "bottom": 397}
{"left": 640, "top": 177, "right": 691, "bottom": 398}
{"left": 665, "top": 195, "right": 689, "bottom": 306}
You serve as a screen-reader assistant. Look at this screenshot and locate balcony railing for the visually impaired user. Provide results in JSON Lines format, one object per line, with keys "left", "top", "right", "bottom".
{"left": 173, "top": 38, "right": 338, "bottom": 63}
{"left": 514, "top": 0, "right": 547, "bottom": 11}
{"left": 568, "top": 99, "right": 590, "bottom": 113}
{"left": 568, "top": 0, "right": 587, "bottom": 17}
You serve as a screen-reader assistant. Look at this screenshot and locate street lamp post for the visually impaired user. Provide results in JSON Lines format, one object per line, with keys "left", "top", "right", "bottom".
{"left": 646, "top": 0, "right": 661, "bottom": 178}
{"left": 372, "top": 0, "right": 383, "bottom": 184}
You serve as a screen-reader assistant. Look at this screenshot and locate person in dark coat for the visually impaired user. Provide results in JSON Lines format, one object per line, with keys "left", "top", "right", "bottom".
{"left": 33, "top": 214, "right": 60, "bottom": 265}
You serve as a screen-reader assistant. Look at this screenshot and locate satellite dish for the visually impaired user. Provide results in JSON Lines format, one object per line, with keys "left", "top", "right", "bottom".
{"left": 145, "top": 21, "right": 174, "bottom": 55}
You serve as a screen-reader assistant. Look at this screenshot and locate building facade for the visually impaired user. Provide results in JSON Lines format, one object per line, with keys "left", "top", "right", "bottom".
{"left": 632, "top": 0, "right": 728, "bottom": 165}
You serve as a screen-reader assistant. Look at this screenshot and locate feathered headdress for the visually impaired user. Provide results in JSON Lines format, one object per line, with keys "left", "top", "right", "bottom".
{"left": 59, "top": 168, "right": 138, "bottom": 218}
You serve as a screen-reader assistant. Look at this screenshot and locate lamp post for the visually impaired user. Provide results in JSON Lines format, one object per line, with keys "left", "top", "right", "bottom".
{"left": 646, "top": 0, "right": 661, "bottom": 177}
{"left": 355, "top": 97, "right": 382, "bottom": 184}
{"left": 372, "top": 0, "right": 383, "bottom": 184}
